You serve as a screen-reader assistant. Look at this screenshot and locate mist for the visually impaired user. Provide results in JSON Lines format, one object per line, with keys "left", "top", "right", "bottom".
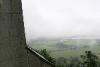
{"left": 22, "top": 0, "right": 100, "bottom": 41}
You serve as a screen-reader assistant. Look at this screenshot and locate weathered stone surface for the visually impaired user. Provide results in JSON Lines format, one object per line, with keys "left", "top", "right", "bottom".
{"left": 0, "top": 0, "right": 28, "bottom": 67}
{"left": 0, "top": 0, "right": 53, "bottom": 67}
{"left": 26, "top": 47, "right": 53, "bottom": 67}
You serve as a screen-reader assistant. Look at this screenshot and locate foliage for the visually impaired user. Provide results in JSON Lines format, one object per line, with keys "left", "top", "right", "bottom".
{"left": 80, "top": 51, "right": 99, "bottom": 67}
{"left": 55, "top": 51, "right": 100, "bottom": 67}
{"left": 39, "top": 49, "right": 55, "bottom": 64}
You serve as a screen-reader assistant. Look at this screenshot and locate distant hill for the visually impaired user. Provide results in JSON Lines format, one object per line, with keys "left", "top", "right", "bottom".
{"left": 63, "top": 35, "right": 100, "bottom": 39}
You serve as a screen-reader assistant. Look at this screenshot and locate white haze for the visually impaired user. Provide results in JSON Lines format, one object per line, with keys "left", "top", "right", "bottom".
{"left": 22, "top": 0, "right": 100, "bottom": 41}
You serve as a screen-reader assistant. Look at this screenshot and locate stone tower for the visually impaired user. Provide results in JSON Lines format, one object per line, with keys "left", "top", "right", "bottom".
{"left": 0, "top": 0, "right": 28, "bottom": 67}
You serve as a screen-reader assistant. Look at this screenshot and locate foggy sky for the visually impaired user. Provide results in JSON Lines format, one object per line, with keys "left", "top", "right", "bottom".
{"left": 22, "top": 0, "right": 100, "bottom": 40}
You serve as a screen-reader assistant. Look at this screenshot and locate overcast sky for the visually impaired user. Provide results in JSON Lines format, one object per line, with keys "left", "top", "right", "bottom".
{"left": 22, "top": 0, "right": 100, "bottom": 40}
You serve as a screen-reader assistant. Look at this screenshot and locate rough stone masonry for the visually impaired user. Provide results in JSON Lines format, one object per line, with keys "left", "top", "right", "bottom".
{"left": 0, "top": 0, "right": 54, "bottom": 67}
{"left": 0, "top": 0, "right": 28, "bottom": 67}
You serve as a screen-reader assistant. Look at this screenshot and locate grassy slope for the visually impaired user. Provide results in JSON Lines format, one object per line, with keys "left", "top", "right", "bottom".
{"left": 51, "top": 47, "right": 100, "bottom": 58}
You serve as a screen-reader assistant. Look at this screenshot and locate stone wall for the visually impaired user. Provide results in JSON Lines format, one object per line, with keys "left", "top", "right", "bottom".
{"left": 0, "top": 0, "right": 53, "bottom": 67}
{"left": 27, "top": 48, "right": 53, "bottom": 67}
{"left": 0, "top": 0, "right": 28, "bottom": 67}
{"left": 41, "top": 61, "right": 53, "bottom": 67}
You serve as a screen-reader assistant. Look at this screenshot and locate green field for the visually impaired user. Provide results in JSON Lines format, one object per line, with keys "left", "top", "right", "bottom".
{"left": 30, "top": 39, "right": 100, "bottom": 58}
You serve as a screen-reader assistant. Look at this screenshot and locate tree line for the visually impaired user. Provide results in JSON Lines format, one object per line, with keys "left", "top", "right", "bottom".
{"left": 38, "top": 49, "right": 100, "bottom": 67}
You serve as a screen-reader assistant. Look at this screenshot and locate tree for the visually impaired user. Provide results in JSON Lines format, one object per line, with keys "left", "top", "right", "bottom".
{"left": 39, "top": 49, "right": 55, "bottom": 64}
{"left": 80, "top": 51, "right": 99, "bottom": 67}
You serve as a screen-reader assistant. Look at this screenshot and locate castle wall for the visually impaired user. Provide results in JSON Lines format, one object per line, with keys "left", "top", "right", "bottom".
{"left": 0, "top": 0, "right": 28, "bottom": 67}
{"left": 27, "top": 49, "right": 53, "bottom": 67}
{"left": 0, "top": 0, "right": 53, "bottom": 67}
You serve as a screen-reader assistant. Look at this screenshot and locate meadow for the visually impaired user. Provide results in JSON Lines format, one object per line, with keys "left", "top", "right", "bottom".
{"left": 30, "top": 39, "right": 100, "bottom": 58}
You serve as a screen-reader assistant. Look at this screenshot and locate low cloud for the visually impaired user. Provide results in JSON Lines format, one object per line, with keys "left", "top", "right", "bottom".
{"left": 22, "top": 0, "right": 100, "bottom": 41}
